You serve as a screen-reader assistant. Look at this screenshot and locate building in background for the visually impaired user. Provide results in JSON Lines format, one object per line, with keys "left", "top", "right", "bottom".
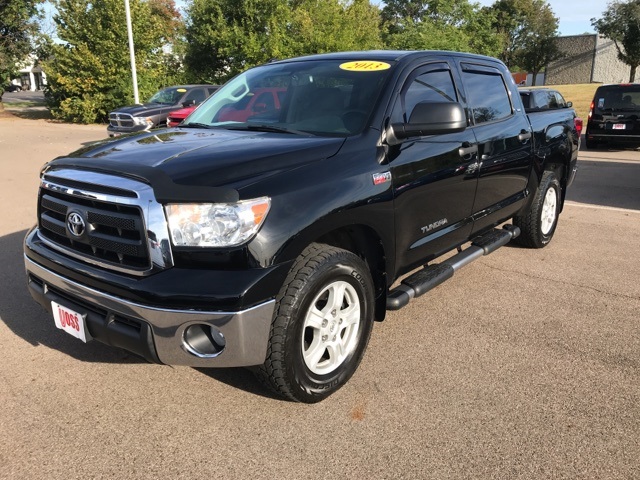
{"left": 546, "top": 34, "right": 632, "bottom": 85}
{"left": 7, "top": 58, "right": 47, "bottom": 91}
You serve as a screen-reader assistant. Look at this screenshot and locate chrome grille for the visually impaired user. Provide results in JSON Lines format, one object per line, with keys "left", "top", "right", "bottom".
{"left": 109, "top": 112, "right": 134, "bottom": 128}
{"left": 39, "top": 190, "right": 148, "bottom": 269}
{"left": 37, "top": 169, "right": 174, "bottom": 276}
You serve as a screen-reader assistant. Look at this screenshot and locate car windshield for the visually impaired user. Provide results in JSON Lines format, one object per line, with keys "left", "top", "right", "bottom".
{"left": 594, "top": 85, "right": 640, "bottom": 111}
{"left": 184, "top": 59, "right": 395, "bottom": 136}
{"left": 147, "top": 87, "right": 186, "bottom": 105}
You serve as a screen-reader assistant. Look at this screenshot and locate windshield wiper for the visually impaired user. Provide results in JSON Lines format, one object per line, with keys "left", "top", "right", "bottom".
{"left": 180, "top": 122, "right": 215, "bottom": 129}
{"left": 225, "top": 124, "right": 311, "bottom": 136}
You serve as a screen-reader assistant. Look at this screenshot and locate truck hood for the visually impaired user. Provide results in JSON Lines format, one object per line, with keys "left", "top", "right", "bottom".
{"left": 111, "top": 103, "right": 177, "bottom": 117}
{"left": 45, "top": 128, "right": 345, "bottom": 202}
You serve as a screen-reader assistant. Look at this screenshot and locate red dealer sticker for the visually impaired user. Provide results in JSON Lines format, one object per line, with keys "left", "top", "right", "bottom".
{"left": 372, "top": 171, "right": 392, "bottom": 185}
{"left": 52, "top": 301, "right": 89, "bottom": 343}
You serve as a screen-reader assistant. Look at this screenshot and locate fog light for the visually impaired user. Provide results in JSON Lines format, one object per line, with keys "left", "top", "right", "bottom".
{"left": 183, "top": 324, "right": 226, "bottom": 358}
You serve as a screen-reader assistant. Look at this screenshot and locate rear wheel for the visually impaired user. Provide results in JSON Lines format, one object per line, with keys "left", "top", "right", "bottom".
{"left": 513, "top": 171, "right": 561, "bottom": 248}
{"left": 254, "top": 243, "right": 375, "bottom": 403}
{"left": 585, "top": 136, "right": 599, "bottom": 149}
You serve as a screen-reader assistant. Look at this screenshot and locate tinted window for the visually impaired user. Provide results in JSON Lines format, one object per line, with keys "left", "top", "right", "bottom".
{"left": 403, "top": 69, "right": 457, "bottom": 121}
{"left": 519, "top": 92, "right": 532, "bottom": 109}
{"left": 184, "top": 88, "right": 206, "bottom": 105}
{"left": 463, "top": 71, "right": 512, "bottom": 124}
{"left": 554, "top": 92, "right": 567, "bottom": 108}
{"left": 594, "top": 85, "right": 640, "bottom": 111}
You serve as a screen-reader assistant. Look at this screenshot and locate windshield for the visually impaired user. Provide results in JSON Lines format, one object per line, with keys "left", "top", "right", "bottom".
{"left": 148, "top": 87, "right": 187, "bottom": 105}
{"left": 184, "top": 59, "right": 395, "bottom": 136}
{"left": 594, "top": 85, "right": 640, "bottom": 111}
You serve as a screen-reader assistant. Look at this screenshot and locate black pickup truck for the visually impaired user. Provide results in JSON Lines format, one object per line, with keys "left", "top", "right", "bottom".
{"left": 24, "top": 51, "right": 579, "bottom": 402}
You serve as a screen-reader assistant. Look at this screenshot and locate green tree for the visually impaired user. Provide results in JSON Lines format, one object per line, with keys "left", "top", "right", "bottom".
{"left": 289, "top": 0, "right": 382, "bottom": 56}
{"left": 185, "top": 0, "right": 382, "bottom": 84}
{"left": 0, "top": 0, "right": 42, "bottom": 104}
{"left": 184, "top": 0, "right": 293, "bottom": 83}
{"left": 513, "top": 1, "right": 562, "bottom": 85}
{"left": 381, "top": 0, "right": 501, "bottom": 56}
{"left": 592, "top": 0, "right": 640, "bottom": 82}
{"left": 488, "top": 0, "right": 561, "bottom": 73}
{"left": 45, "top": 0, "right": 183, "bottom": 123}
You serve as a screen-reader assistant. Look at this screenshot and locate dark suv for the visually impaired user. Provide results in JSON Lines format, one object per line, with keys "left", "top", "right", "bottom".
{"left": 586, "top": 84, "right": 640, "bottom": 149}
{"left": 107, "top": 85, "right": 218, "bottom": 137}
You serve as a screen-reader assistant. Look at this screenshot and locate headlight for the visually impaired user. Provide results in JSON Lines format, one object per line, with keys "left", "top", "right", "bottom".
{"left": 133, "top": 116, "right": 153, "bottom": 126}
{"left": 165, "top": 197, "right": 271, "bottom": 247}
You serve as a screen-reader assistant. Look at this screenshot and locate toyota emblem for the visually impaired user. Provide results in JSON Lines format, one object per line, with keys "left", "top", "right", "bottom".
{"left": 67, "top": 212, "right": 86, "bottom": 237}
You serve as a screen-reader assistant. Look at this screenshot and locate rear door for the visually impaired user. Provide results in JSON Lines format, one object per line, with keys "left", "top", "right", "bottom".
{"left": 456, "top": 61, "right": 533, "bottom": 233}
{"left": 390, "top": 60, "right": 480, "bottom": 272}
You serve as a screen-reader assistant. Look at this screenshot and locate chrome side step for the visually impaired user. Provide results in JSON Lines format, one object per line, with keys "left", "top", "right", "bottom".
{"left": 386, "top": 225, "right": 520, "bottom": 310}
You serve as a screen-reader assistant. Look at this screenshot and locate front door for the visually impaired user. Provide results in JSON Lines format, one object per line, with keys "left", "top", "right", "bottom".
{"left": 389, "top": 61, "right": 479, "bottom": 275}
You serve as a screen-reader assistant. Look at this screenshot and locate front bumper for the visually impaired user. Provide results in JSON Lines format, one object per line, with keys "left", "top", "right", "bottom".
{"left": 25, "top": 255, "right": 276, "bottom": 367}
{"left": 107, "top": 124, "right": 152, "bottom": 137}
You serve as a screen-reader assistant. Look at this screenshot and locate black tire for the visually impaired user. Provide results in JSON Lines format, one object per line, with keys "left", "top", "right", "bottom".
{"left": 513, "top": 171, "right": 561, "bottom": 248}
{"left": 254, "top": 243, "right": 375, "bottom": 403}
{"left": 585, "top": 136, "right": 598, "bottom": 150}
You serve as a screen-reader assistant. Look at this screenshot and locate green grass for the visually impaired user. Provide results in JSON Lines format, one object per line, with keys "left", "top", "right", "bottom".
{"left": 4, "top": 101, "right": 46, "bottom": 108}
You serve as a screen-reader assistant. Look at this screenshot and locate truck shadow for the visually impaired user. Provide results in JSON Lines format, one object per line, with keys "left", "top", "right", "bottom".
{"left": 566, "top": 159, "right": 640, "bottom": 211}
{"left": 2, "top": 230, "right": 279, "bottom": 399}
{"left": 194, "top": 368, "right": 283, "bottom": 401}
{"left": 1, "top": 229, "right": 147, "bottom": 364}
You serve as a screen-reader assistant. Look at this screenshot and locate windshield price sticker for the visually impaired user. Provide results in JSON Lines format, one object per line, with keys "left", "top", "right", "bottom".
{"left": 340, "top": 61, "right": 391, "bottom": 72}
{"left": 52, "top": 301, "right": 89, "bottom": 343}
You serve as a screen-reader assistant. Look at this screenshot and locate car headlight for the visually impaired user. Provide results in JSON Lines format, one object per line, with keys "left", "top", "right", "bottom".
{"left": 165, "top": 197, "right": 271, "bottom": 247}
{"left": 133, "top": 116, "right": 153, "bottom": 126}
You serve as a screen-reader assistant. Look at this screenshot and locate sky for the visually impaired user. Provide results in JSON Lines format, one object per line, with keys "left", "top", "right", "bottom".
{"left": 42, "top": 0, "right": 606, "bottom": 40}
{"left": 474, "top": 0, "right": 605, "bottom": 37}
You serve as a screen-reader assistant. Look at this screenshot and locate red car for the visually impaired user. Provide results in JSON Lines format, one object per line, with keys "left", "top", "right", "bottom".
{"left": 217, "top": 87, "right": 286, "bottom": 122}
{"left": 167, "top": 105, "right": 197, "bottom": 127}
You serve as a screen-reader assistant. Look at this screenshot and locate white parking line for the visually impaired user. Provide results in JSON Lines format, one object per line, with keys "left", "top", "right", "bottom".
{"left": 564, "top": 201, "right": 640, "bottom": 214}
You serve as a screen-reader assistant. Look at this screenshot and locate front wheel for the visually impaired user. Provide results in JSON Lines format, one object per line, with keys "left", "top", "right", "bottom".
{"left": 254, "top": 244, "right": 375, "bottom": 403}
{"left": 513, "top": 171, "right": 561, "bottom": 248}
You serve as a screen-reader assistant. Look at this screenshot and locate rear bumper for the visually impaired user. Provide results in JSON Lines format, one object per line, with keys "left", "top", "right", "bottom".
{"left": 25, "top": 255, "right": 276, "bottom": 367}
{"left": 587, "top": 132, "right": 640, "bottom": 145}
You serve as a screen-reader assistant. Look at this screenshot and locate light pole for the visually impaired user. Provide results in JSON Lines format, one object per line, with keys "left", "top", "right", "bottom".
{"left": 124, "top": 0, "right": 140, "bottom": 104}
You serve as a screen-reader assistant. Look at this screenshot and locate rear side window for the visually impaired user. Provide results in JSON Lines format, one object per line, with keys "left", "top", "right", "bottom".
{"left": 462, "top": 69, "right": 512, "bottom": 124}
{"left": 594, "top": 85, "right": 640, "bottom": 111}
{"left": 554, "top": 92, "right": 567, "bottom": 108}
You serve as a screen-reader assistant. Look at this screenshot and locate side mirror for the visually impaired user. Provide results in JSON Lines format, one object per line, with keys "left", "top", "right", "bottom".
{"left": 566, "top": 101, "right": 573, "bottom": 108}
{"left": 182, "top": 99, "right": 196, "bottom": 108}
{"left": 390, "top": 102, "right": 467, "bottom": 141}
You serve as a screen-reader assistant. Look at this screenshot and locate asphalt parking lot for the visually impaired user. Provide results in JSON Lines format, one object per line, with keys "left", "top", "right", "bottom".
{"left": 1, "top": 111, "right": 639, "bottom": 479}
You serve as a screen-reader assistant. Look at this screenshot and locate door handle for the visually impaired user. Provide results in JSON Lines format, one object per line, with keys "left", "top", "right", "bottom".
{"left": 459, "top": 142, "right": 478, "bottom": 159}
{"left": 518, "top": 130, "right": 532, "bottom": 143}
